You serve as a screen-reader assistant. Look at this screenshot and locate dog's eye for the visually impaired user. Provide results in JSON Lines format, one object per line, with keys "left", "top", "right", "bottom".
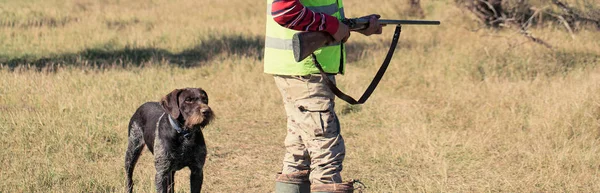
{"left": 185, "top": 97, "right": 202, "bottom": 103}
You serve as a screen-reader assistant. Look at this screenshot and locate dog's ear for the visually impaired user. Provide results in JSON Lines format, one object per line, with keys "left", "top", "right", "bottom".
{"left": 197, "top": 88, "right": 208, "bottom": 104}
{"left": 160, "top": 89, "right": 182, "bottom": 119}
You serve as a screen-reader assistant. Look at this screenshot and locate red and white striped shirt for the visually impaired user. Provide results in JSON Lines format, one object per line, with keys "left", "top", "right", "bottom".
{"left": 270, "top": 0, "right": 340, "bottom": 36}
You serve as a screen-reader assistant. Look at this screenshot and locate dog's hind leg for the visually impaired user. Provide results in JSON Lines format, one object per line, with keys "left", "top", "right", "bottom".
{"left": 125, "top": 121, "right": 145, "bottom": 193}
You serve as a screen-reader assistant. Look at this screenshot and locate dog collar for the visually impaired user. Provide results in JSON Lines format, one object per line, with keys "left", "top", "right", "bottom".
{"left": 167, "top": 114, "right": 191, "bottom": 137}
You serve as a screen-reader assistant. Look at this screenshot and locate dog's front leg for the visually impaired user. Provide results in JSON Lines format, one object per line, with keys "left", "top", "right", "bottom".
{"left": 155, "top": 168, "right": 174, "bottom": 193}
{"left": 190, "top": 166, "right": 204, "bottom": 193}
{"left": 154, "top": 154, "right": 174, "bottom": 193}
{"left": 169, "top": 171, "right": 175, "bottom": 193}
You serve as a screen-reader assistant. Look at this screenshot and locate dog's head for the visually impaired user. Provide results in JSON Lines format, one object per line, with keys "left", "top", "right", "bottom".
{"left": 160, "top": 88, "right": 213, "bottom": 129}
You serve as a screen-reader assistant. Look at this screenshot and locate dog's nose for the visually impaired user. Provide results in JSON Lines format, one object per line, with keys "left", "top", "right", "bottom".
{"left": 200, "top": 108, "right": 211, "bottom": 115}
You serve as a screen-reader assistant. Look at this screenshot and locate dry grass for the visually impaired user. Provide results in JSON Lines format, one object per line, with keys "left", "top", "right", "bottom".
{"left": 1, "top": 0, "right": 600, "bottom": 192}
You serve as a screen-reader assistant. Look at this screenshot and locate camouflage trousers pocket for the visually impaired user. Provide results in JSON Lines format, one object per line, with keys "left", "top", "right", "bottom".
{"left": 295, "top": 99, "right": 339, "bottom": 138}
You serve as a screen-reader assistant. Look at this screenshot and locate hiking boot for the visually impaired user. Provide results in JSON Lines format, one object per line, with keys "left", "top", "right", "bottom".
{"left": 310, "top": 179, "right": 365, "bottom": 193}
{"left": 274, "top": 170, "right": 310, "bottom": 193}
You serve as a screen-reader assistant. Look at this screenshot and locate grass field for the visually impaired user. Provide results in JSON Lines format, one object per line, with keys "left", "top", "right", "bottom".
{"left": 1, "top": 0, "right": 600, "bottom": 192}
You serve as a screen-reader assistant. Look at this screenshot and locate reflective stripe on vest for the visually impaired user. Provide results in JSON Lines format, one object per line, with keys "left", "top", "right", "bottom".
{"left": 264, "top": 0, "right": 345, "bottom": 75}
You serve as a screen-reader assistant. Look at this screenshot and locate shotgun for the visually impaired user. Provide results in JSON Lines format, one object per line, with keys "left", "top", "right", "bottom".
{"left": 292, "top": 18, "right": 440, "bottom": 62}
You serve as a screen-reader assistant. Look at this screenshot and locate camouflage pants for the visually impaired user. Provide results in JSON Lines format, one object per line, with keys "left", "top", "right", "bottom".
{"left": 273, "top": 74, "right": 345, "bottom": 184}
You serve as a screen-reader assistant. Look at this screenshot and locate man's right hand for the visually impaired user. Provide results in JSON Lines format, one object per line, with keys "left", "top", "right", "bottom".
{"left": 331, "top": 21, "right": 350, "bottom": 43}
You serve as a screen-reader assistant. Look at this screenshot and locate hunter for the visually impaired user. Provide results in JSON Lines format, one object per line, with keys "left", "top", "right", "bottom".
{"left": 264, "top": 0, "right": 383, "bottom": 192}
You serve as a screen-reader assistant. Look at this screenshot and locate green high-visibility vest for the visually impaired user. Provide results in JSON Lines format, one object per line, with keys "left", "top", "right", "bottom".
{"left": 264, "top": 0, "right": 346, "bottom": 75}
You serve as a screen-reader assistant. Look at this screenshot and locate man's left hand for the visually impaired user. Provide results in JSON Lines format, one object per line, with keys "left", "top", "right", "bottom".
{"left": 355, "top": 14, "right": 384, "bottom": 36}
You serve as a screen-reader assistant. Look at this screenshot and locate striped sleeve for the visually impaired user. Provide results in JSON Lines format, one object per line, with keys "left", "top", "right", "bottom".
{"left": 270, "top": 0, "right": 339, "bottom": 36}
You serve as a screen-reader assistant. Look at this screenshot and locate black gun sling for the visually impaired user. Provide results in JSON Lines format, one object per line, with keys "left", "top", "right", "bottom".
{"left": 311, "top": 25, "right": 402, "bottom": 105}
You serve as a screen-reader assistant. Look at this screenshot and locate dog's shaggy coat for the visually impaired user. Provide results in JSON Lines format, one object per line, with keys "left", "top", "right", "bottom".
{"left": 125, "top": 88, "right": 213, "bottom": 193}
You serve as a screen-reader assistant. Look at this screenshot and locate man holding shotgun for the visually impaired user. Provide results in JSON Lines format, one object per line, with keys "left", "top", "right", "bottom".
{"left": 264, "top": 0, "right": 383, "bottom": 192}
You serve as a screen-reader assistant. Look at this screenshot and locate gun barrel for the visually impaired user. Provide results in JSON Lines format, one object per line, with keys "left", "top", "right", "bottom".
{"left": 354, "top": 18, "right": 441, "bottom": 25}
{"left": 293, "top": 18, "right": 441, "bottom": 62}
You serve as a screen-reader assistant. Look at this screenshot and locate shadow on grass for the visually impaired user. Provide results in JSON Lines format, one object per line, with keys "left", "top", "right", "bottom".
{"left": 344, "top": 39, "right": 413, "bottom": 64}
{"left": 1, "top": 34, "right": 414, "bottom": 71}
{"left": 1, "top": 34, "right": 265, "bottom": 71}
{"left": 345, "top": 42, "right": 372, "bottom": 63}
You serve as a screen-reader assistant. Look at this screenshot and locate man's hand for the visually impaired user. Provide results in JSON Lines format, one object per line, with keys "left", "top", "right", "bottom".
{"left": 332, "top": 20, "right": 350, "bottom": 43}
{"left": 355, "top": 14, "right": 384, "bottom": 36}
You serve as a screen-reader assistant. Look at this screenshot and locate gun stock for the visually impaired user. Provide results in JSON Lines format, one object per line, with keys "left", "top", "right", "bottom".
{"left": 292, "top": 19, "right": 440, "bottom": 62}
{"left": 292, "top": 31, "right": 334, "bottom": 62}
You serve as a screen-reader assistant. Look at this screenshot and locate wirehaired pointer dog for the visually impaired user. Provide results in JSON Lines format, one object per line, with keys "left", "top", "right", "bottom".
{"left": 125, "top": 88, "right": 213, "bottom": 193}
